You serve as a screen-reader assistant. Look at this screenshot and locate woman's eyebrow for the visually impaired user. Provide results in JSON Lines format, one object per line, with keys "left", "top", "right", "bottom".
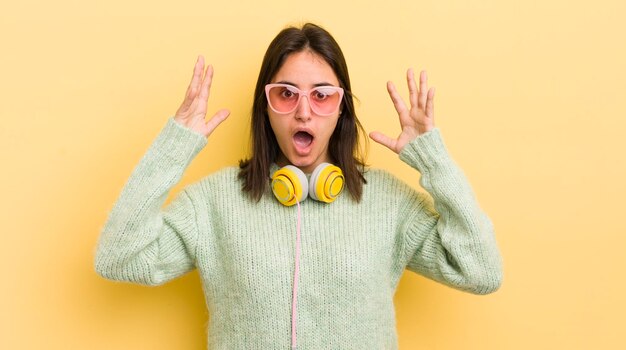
{"left": 274, "top": 81, "right": 336, "bottom": 88}
{"left": 275, "top": 80, "right": 298, "bottom": 87}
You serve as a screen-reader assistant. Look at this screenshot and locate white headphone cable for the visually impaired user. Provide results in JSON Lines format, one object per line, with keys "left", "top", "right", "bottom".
{"left": 291, "top": 199, "right": 302, "bottom": 350}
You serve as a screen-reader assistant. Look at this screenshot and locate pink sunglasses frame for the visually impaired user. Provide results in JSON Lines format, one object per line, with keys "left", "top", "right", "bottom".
{"left": 265, "top": 83, "right": 344, "bottom": 116}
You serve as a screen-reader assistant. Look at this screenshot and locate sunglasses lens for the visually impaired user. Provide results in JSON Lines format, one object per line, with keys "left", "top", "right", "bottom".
{"left": 268, "top": 85, "right": 300, "bottom": 113}
{"left": 309, "top": 87, "right": 342, "bottom": 115}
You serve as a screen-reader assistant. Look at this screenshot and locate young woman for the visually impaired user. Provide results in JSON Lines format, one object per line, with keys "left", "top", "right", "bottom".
{"left": 96, "top": 23, "right": 502, "bottom": 349}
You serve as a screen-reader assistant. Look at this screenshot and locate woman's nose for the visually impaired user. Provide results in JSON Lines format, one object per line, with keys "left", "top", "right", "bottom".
{"left": 295, "top": 94, "right": 312, "bottom": 120}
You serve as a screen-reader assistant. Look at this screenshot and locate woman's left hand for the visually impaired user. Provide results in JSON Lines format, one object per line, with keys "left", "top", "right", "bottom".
{"left": 369, "top": 69, "right": 435, "bottom": 154}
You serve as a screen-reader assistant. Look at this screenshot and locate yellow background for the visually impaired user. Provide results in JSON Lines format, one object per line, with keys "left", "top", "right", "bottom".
{"left": 1, "top": 0, "right": 624, "bottom": 348}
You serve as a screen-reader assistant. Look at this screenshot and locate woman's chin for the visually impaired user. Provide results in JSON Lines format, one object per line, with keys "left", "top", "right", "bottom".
{"left": 287, "top": 158, "right": 319, "bottom": 173}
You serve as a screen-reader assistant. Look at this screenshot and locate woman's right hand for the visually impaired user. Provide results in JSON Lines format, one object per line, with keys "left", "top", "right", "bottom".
{"left": 174, "top": 55, "right": 230, "bottom": 137}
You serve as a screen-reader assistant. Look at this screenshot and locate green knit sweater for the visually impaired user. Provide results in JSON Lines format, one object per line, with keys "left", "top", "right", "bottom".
{"left": 95, "top": 117, "right": 502, "bottom": 349}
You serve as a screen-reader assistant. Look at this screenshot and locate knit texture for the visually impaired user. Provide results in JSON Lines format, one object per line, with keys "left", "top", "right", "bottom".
{"left": 95, "top": 117, "right": 503, "bottom": 349}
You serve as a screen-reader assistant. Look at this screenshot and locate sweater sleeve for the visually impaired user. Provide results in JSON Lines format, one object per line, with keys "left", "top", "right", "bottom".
{"left": 95, "top": 117, "right": 208, "bottom": 286}
{"left": 398, "top": 128, "right": 503, "bottom": 295}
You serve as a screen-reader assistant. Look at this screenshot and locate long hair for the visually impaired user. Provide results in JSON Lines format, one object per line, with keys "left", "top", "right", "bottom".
{"left": 238, "top": 23, "right": 367, "bottom": 202}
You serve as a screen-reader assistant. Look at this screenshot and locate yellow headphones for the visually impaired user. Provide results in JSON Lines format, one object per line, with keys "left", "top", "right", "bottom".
{"left": 271, "top": 163, "right": 345, "bottom": 206}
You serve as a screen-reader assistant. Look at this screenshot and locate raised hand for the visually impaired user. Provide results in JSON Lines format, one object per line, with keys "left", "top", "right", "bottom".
{"left": 174, "top": 55, "right": 230, "bottom": 137}
{"left": 369, "top": 69, "right": 435, "bottom": 154}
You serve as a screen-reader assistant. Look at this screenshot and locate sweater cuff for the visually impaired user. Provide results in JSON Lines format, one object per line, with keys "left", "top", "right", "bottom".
{"left": 398, "top": 128, "right": 451, "bottom": 172}
{"left": 148, "top": 117, "right": 208, "bottom": 167}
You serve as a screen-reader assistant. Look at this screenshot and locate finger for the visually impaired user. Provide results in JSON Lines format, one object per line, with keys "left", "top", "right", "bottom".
{"left": 407, "top": 68, "right": 418, "bottom": 109}
{"left": 188, "top": 55, "right": 204, "bottom": 97}
{"left": 190, "top": 65, "right": 214, "bottom": 117}
{"left": 205, "top": 109, "right": 231, "bottom": 136}
{"left": 426, "top": 87, "right": 435, "bottom": 120}
{"left": 190, "top": 55, "right": 203, "bottom": 77}
{"left": 418, "top": 70, "right": 428, "bottom": 111}
{"left": 369, "top": 131, "right": 398, "bottom": 153}
{"left": 178, "top": 56, "right": 204, "bottom": 113}
{"left": 387, "top": 81, "right": 411, "bottom": 125}
{"left": 198, "top": 64, "right": 214, "bottom": 102}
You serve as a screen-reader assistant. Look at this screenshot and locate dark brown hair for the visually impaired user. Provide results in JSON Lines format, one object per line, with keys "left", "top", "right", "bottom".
{"left": 238, "top": 23, "right": 367, "bottom": 202}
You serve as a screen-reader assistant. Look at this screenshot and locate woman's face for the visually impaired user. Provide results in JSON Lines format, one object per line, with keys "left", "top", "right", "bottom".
{"left": 268, "top": 50, "right": 341, "bottom": 174}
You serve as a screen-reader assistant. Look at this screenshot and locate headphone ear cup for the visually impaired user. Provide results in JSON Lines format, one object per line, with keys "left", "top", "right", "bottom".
{"left": 309, "top": 163, "right": 345, "bottom": 203}
{"left": 271, "top": 165, "right": 308, "bottom": 206}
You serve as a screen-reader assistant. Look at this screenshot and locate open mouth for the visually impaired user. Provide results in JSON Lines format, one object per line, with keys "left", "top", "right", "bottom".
{"left": 293, "top": 131, "right": 314, "bottom": 148}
